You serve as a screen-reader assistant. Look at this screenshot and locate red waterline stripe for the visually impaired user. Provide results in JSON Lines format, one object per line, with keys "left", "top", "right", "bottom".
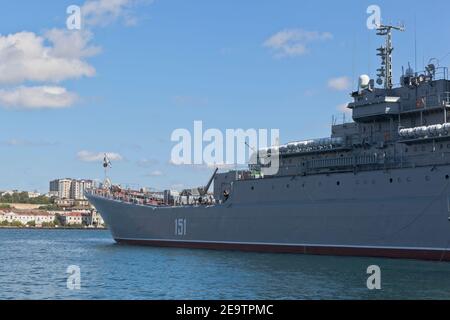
{"left": 115, "top": 239, "right": 450, "bottom": 262}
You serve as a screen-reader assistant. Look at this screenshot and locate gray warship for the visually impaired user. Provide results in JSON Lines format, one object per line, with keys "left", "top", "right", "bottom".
{"left": 87, "top": 24, "right": 450, "bottom": 261}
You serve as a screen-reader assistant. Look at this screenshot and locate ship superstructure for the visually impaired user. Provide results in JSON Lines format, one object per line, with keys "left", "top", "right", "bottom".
{"left": 87, "top": 24, "right": 450, "bottom": 261}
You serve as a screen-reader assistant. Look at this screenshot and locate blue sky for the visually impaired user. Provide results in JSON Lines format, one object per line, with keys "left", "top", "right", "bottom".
{"left": 1, "top": 0, "right": 450, "bottom": 193}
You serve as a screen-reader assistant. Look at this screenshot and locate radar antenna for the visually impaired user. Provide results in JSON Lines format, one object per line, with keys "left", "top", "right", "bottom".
{"left": 375, "top": 23, "right": 405, "bottom": 89}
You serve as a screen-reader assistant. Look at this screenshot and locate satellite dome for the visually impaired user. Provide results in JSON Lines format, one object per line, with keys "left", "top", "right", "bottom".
{"left": 359, "top": 74, "right": 371, "bottom": 89}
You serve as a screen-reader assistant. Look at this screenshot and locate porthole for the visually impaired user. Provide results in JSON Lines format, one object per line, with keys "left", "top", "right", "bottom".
{"left": 389, "top": 178, "right": 393, "bottom": 183}
{"left": 251, "top": 186, "right": 255, "bottom": 190}
{"left": 446, "top": 175, "right": 449, "bottom": 180}
{"left": 336, "top": 181, "right": 340, "bottom": 186}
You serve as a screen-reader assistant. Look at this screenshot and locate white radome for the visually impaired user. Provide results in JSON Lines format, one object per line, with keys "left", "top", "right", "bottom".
{"left": 359, "top": 74, "right": 371, "bottom": 89}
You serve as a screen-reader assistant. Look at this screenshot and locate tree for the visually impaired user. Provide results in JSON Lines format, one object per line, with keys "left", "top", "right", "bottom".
{"left": 42, "top": 221, "right": 55, "bottom": 228}
{"left": 10, "top": 221, "right": 23, "bottom": 227}
{"left": 54, "top": 214, "right": 63, "bottom": 226}
{"left": 26, "top": 221, "right": 36, "bottom": 227}
{"left": 0, "top": 192, "right": 52, "bottom": 205}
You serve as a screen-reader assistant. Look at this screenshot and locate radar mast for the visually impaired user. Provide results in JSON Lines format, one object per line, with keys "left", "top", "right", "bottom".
{"left": 376, "top": 24, "right": 405, "bottom": 89}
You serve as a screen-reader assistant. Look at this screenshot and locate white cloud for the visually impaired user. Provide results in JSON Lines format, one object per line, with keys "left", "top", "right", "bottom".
{"left": 46, "top": 29, "right": 101, "bottom": 59}
{"left": 3, "top": 138, "right": 58, "bottom": 147}
{"left": 147, "top": 170, "right": 163, "bottom": 177}
{"left": 264, "top": 29, "right": 333, "bottom": 58}
{"left": 82, "top": 0, "right": 152, "bottom": 27}
{"left": 337, "top": 103, "right": 351, "bottom": 114}
{"left": 0, "top": 0, "right": 152, "bottom": 111}
{"left": 137, "top": 158, "right": 159, "bottom": 167}
{"left": 0, "top": 31, "right": 97, "bottom": 85}
{"left": 0, "top": 86, "right": 78, "bottom": 109}
{"left": 328, "top": 77, "right": 351, "bottom": 91}
{"left": 170, "top": 184, "right": 185, "bottom": 191}
{"left": 77, "top": 150, "right": 123, "bottom": 162}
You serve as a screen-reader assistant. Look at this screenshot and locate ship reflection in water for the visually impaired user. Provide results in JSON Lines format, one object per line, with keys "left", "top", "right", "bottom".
{"left": 1, "top": 229, "right": 450, "bottom": 300}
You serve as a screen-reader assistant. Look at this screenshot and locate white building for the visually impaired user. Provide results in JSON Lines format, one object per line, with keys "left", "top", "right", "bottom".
{"left": 59, "top": 179, "right": 72, "bottom": 199}
{"left": 0, "top": 210, "right": 55, "bottom": 226}
{"left": 1, "top": 190, "right": 18, "bottom": 197}
{"left": 70, "top": 179, "right": 94, "bottom": 200}
{"left": 60, "top": 212, "right": 83, "bottom": 225}
{"left": 27, "top": 191, "right": 41, "bottom": 198}
{"left": 82, "top": 211, "right": 105, "bottom": 227}
{"left": 50, "top": 179, "right": 95, "bottom": 200}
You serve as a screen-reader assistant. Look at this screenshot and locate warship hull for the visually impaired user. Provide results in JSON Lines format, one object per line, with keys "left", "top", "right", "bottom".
{"left": 87, "top": 165, "right": 450, "bottom": 261}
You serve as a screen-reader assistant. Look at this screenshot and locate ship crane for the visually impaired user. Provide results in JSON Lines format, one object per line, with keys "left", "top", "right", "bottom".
{"left": 200, "top": 167, "right": 219, "bottom": 196}
{"left": 197, "top": 167, "right": 219, "bottom": 204}
{"left": 181, "top": 167, "right": 219, "bottom": 204}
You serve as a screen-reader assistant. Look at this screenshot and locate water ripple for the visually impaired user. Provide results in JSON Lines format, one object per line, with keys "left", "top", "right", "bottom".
{"left": 1, "top": 229, "right": 450, "bottom": 299}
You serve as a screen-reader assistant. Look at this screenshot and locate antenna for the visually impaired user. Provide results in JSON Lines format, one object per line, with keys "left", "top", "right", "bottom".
{"left": 103, "top": 153, "right": 112, "bottom": 189}
{"left": 376, "top": 23, "right": 405, "bottom": 89}
{"left": 245, "top": 141, "right": 257, "bottom": 153}
{"left": 414, "top": 15, "right": 417, "bottom": 74}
